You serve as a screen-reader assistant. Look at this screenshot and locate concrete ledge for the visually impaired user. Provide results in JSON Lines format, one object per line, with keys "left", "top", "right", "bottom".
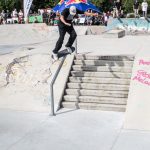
{"left": 54, "top": 53, "right": 75, "bottom": 111}
{"left": 103, "top": 30, "right": 125, "bottom": 38}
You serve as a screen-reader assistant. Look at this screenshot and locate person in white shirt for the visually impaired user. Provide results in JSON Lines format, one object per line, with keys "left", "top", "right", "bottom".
{"left": 39, "top": 9, "right": 44, "bottom": 15}
{"left": 103, "top": 13, "right": 108, "bottom": 26}
{"left": 18, "top": 10, "right": 24, "bottom": 24}
{"left": 1, "top": 10, "right": 6, "bottom": 24}
{"left": 141, "top": 0, "right": 148, "bottom": 18}
{"left": 12, "top": 9, "right": 18, "bottom": 18}
{"left": 12, "top": 8, "right": 18, "bottom": 23}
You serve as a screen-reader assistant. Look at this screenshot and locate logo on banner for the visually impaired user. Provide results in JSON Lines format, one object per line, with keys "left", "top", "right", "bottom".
{"left": 65, "top": 0, "right": 88, "bottom": 6}
{"left": 58, "top": 0, "right": 65, "bottom": 5}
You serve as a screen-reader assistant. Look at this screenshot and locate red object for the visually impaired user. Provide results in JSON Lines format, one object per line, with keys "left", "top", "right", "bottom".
{"left": 65, "top": 0, "right": 88, "bottom": 6}
{"left": 58, "top": 0, "right": 64, "bottom": 5}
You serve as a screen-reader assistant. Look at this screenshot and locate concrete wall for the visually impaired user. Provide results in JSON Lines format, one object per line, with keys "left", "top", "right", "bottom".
{"left": 124, "top": 47, "right": 150, "bottom": 131}
{"left": 107, "top": 18, "right": 150, "bottom": 33}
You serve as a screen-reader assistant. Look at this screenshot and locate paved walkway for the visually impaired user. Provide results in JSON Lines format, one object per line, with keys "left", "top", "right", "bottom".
{"left": 77, "top": 35, "right": 150, "bottom": 56}
{"left": 0, "top": 109, "right": 150, "bottom": 150}
{"left": 1, "top": 26, "right": 150, "bottom": 150}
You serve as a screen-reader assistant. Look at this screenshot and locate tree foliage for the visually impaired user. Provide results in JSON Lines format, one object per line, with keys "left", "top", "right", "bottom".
{"left": 0, "top": 0, "right": 21, "bottom": 11}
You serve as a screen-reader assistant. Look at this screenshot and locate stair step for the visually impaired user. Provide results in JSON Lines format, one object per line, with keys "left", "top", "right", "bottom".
{"left": 69, "top": 77, "right": 131, "bottom": 85}
{"left": 74, "top": 60, "right": 133, "bottom": 67}
{"left": 71, "top": 71, "right": 131, "bottom": 79}
{"left": 67, "top": 83, "right": 129, "bottom": 91}
{"left": 65, "top": 89, "right": 128, "bottom": 98}
{"left": 62, "top": 102, "right": 126, "bottom": 112}
{"left": 72, "top": 65, "right": 133, "bottom": 72}
{"left": 75, "top": 55, "right": 134, "bottom": 61}
{"left": 60, "top": 55, "right": 134, "bottom": 112}
{"left": 63, "top": 95, "right": 127, "bottom": 105}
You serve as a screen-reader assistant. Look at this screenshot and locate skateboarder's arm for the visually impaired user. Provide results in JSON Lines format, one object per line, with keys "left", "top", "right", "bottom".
{"left": 76, "top": 9, "right": 98, "bottom": 17}
{"left": 60, "top": 15, "right": 71, "bottom": 26}
{"left": 84, "top": 12, "right": 98, "bottom": 17}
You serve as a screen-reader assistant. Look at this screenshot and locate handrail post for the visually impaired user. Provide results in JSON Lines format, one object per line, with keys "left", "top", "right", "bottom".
{"left": 50, "top": 83, "right": 55, "bottom": 116}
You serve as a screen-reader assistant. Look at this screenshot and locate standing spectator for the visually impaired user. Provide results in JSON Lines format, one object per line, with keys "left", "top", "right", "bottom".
{"left": 93, "top": 14, "right": 100, "bottom": 25}
{"left": 47, "top": 8, "right": 52, "bottom": 14}
{"left": 86, "top": 10, "right": 93, "bottom": 25}
{"left": 49, "top": 10, "right": 56, "bottom": 25}
{"left": 12, "top": 9, "right": 18, "bottom": 23}
{"left": 34, "top": 16, "right": 39, "bottom": 23}
{"left": 113, "top": 0, "right": 122, "bottom": 18}
{"left": 12, "top": 9, "right": 18, "bottom": 18}
{"left": 141, "top": 0, "right": 148, "bottom": 18}
{"left": 39, "top": 9, "right": 44, "bottom": 15}
{"left": 103, "top": 13, "right": 108, "bottom": 26}
{"left": 113, "top": 0, "right": 117, "bottom": 18}
{"left": 107, "top": 11, "right": 112, "bottom": 18}
{"left": 133, "top": 0, "right": 140, "bottom": 18}
{"left": 6, "top": 10, "right": 12, "bottom": 24}
{"left": 1, "top": 10, "right": 6, "bottom": 24}
{"left": 46, "top": 8, "right": 52, "bottom": 25}
{"left": 18, "top": 10, "right": 24, "bottom": 24}
{"left": 53, "top": 11, "right": 60, "bottom": 26}
{"left": 42, "top": 9, "right": 48, "bottom": 24}
{"left": 38, "top": 9, "right": 41, "bottom": 15}
{"left": 6, "top": 10, "right": 11, "bottom": 18}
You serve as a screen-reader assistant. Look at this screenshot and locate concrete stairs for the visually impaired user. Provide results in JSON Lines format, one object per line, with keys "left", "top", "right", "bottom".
{"left": 61, "top": 54, "right": 134, "bottom": 112}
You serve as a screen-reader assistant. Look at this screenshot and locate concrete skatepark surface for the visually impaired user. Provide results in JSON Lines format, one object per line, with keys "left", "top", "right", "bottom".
{"left": 0, "top": 24, "right": 150, "bottom": 150}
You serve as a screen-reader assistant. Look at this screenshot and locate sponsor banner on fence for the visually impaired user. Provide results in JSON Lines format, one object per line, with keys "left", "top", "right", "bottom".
{"left": 29, "top": 16, "right": 43, "bottom": 23}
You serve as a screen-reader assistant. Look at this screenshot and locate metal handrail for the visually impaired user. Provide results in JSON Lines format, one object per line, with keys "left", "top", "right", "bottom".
{"left": 49, "top": 56, "right": 66, "bottom": 116}
{"left": 49, "top": 38, "right": 77, "bottom": 116}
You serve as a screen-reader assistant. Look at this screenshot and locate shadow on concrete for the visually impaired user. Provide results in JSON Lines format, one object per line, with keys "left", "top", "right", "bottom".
{"left": 55, "top": 108, "right": 79, "bottom": 115}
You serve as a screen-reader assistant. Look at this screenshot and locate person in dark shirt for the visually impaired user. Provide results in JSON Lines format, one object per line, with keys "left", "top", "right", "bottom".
{"left": 42, "top": 9, "right": 49, "bottom": 25}
{"left": 113, "top": 0, "right": 122, "bottom": 18}
{"left": 52, "top": 6, "right": 98, "bottom": 61}
{"left": 133, "top": 0, "right": 139, "bottom": 17}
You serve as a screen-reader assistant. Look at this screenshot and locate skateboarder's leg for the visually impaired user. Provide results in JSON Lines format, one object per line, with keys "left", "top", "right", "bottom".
{"left": 53, "top": 27, "right": 67, "bottom": 54}
{"left": 65, "top": 26, "right": 77, "bottom": 53}
{"left": 52, "top": 27, "right": 67, "bottom": 61}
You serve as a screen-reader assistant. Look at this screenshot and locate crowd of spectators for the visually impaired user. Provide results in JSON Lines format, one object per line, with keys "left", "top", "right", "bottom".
{"left": 0, "top": 7, "right": 109, "bottom": 26}
{"left": 36, "top": 8, "right": 109, "bottom": 26}
{"left": 0, "top": 9, "right": 24, "bottom": 24}
{"left": 112, "top": 0, "right": 149, "bottom": 18}
{"left": 0, "top": 0, "right": 149, "bottom": 26}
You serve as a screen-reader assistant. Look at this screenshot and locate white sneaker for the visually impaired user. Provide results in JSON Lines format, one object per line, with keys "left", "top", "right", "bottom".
{"left": 52, "top": 52, "right": 58, "bottom": 61}
{"left": 66, "top": 47, "right": 72, "bottom": 54}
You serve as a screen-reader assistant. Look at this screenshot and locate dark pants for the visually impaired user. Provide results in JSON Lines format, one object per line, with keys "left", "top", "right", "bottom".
{"left": 53, "top": 25, "right": 77, "bottom": 54}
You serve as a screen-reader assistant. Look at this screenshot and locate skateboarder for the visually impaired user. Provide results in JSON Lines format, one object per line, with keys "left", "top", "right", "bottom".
{"left": 52, "top": 6, "right": 98, "bottom": 61}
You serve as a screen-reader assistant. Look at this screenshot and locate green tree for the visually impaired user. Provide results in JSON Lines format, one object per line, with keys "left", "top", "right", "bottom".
{"left": 0, "top": 0, "right": 21, "bottom": 11}
{"left": 0, "top": 0, "right": 58, "bottom": 11}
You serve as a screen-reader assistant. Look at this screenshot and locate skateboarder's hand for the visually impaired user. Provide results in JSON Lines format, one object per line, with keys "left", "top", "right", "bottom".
{"left": 65, "top": 23, "right": 71, "bottom": 26}
{"left": 93, "top": 13, "right": 98, "bottom": 17}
